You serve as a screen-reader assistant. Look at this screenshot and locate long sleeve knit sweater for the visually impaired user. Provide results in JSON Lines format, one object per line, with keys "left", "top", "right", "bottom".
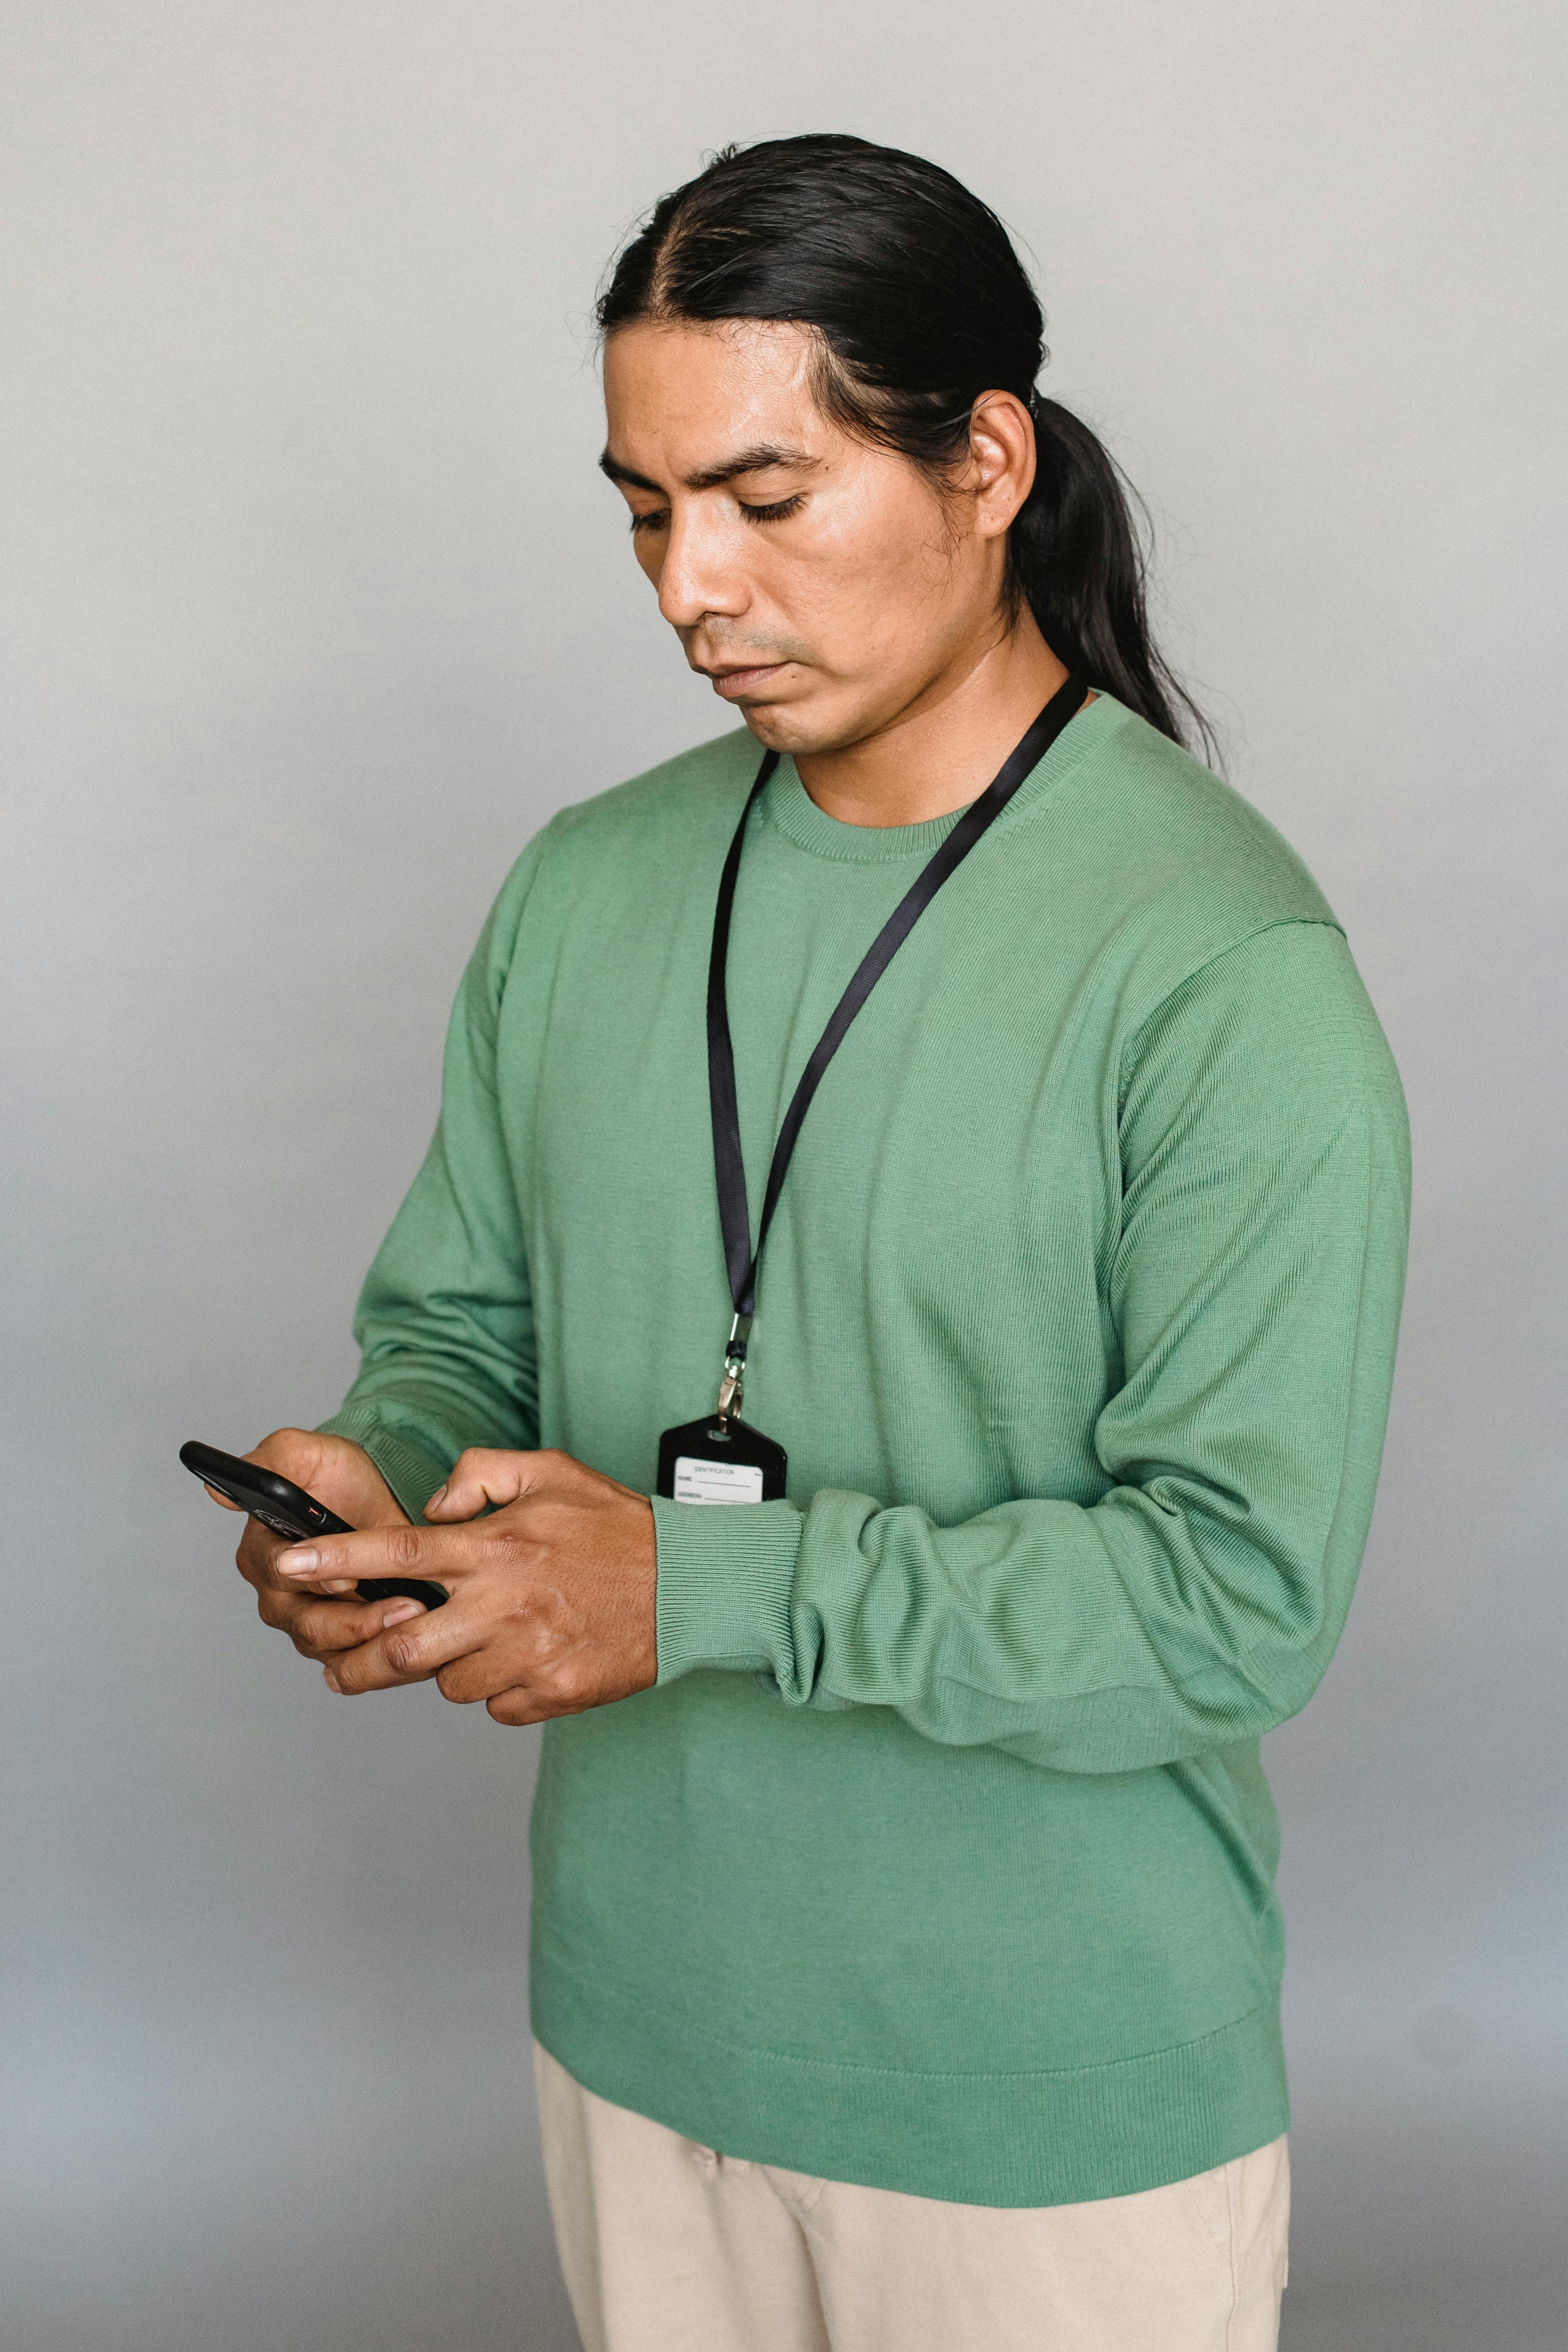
{"left": 321, "top": 693, "right": 1410, "bottom": 2205}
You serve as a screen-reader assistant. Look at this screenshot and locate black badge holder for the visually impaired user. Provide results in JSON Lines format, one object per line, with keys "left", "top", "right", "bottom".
{"left": 656, "top": 1315, "right": 788, "bottom": 1503}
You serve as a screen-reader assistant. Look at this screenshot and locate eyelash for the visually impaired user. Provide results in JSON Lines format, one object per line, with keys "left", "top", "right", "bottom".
{"left": 629, "top": 494, "right": 806, "bottom": 536}
{"left": 740, "top": 494, "right": 806, "bottom": 525}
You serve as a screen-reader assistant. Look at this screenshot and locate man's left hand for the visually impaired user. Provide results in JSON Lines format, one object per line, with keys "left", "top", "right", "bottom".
{"left": 275, "top": 1448, "right": 658, "bottom": 1725}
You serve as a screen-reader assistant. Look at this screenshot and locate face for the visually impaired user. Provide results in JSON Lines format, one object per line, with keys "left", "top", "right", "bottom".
{"left": 601, "top": 320, "right": 1026, "bottom": 755}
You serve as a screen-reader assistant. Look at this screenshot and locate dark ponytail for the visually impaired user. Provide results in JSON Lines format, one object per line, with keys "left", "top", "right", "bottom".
{"left": 598, "top": 134, "right": 1213, "bottom": 759}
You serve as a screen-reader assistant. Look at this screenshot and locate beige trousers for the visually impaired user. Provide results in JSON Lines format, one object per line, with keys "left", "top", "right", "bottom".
{"left": 534, "top": 2043, "right": 1289, "bottom": 2352}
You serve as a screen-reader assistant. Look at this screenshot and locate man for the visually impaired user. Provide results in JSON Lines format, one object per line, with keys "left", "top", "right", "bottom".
{"left": 229, "top": 136, "right": 1409, "bottom": 2350}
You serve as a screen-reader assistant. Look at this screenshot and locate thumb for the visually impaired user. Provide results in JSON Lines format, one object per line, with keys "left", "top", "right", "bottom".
{"left": 423, "top": 1448, "right": 548, "bottom": 1521}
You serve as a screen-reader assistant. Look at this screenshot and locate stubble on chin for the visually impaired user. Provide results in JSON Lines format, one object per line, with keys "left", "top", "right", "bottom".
{"left": 736, "top": 695, "right": 839, "bottom": 756}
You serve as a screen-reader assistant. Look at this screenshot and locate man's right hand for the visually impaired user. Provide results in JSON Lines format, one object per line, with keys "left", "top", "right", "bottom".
{"left": 223, "top": 1427, "right": 428, "bottom": 1674}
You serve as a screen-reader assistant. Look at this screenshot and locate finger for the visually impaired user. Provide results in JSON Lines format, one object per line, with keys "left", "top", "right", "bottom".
{"left": 327, "top": 1601, "right": 489, "bottom": 1696}
{"left": 237, "top": 1519, "right": 359, "bottom": 1598}
{"left": 320, "top": 1630, "right": 438, "bottom": 1693}
{"left": 485, "top": 1684, "right": 548, "bottom": 1727}
{"left": 258, "top": 1590, "right": 426, "bottom": 1658}
{"left": 298, "top": 1596, "right": 426, "bottom": 1655}
{"left": 433, "top": 1648, "right": 536, "bottom": 1707}
{"left": 424, "top": 1447, "right": 560, "bottom": 1521}
{"left": 274, "top": 1523, "right": 461, "bottom": 1590}
{"left": 205, "top": 1483, "right": 246, "bottom": 1514}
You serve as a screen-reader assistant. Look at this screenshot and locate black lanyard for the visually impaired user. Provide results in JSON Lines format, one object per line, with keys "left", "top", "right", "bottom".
{"left": 706, "top": 672, "right": 1086, "bottom": 1416}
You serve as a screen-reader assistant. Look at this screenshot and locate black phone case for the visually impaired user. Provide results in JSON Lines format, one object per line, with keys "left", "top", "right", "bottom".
{"left": 179, "top": 1441, "right": 447, "bottom": 1610}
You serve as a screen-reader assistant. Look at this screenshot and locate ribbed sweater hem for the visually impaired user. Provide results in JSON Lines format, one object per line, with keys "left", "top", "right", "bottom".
{"left": 529, "top": 1934, "right": 1289, "bottom": 2207}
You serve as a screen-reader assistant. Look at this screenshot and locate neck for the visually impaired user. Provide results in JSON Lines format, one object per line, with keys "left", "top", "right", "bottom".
{"left": 793, "top": 612, "right": 1071, "bottom": 827}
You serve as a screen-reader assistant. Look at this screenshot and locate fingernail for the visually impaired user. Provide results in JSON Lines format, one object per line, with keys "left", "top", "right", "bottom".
{"left": 427, "top": 1483, "right": 448, "bottom": 1508}
{"left": 323, "top": 1579, "right": 356, "bottom": 1595}
{"left": 323, "top": 1668, "right": 342, "bottom": 1693}
{"left": 279, "top": 1548, "right": 319, "bottom": 1575}
{"left": 381, "top": 1600, "right": 424, "bottom": 1628}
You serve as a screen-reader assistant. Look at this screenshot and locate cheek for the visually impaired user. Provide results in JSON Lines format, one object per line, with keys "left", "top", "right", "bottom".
{"left": 779, "top": 487, "right": 950, "bottom": 647}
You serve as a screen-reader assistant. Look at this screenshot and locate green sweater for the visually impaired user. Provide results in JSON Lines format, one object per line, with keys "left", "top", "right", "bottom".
{"left": 322, "top": 694, "right": 1409, "bottom": 2206}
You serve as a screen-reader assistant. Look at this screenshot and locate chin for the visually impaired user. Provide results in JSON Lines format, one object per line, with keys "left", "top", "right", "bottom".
{"left": 738, "top": 694, "right": 857, "bottom": 758}
{"left": 738, "top": 705, "right": 799, "bottom": 751}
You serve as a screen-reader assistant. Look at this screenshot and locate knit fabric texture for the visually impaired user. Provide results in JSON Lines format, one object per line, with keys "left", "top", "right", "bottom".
{"left": 321, "top": 694, "right": 1410, "bottom": 2205}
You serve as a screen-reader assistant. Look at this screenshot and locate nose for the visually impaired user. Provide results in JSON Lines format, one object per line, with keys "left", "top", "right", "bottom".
{"left": 656, "top": 502, "right": 748, "bottom": 633}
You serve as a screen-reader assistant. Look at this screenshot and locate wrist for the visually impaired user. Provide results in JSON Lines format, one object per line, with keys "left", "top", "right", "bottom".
{"left": 316, "top": 1410, "right": 452, "bottom": 1524}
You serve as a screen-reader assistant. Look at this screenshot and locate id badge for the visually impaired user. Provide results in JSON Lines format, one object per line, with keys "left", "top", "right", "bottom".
{"left": 656, "top": 1414, "right": 788, "bottom": 1505}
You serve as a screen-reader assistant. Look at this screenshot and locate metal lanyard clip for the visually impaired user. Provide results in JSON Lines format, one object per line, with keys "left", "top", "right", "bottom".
{"left": 717, "top": 1310, "right": 752, "bottom": 1423}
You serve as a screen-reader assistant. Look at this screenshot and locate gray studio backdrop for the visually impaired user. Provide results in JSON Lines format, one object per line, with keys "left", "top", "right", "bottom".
{"left": 3, "top": 5, "right": 1564, "bottom": 2348}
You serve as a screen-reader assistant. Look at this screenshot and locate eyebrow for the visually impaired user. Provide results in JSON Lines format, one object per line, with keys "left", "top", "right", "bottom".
{"left": 598, "top": 442, "right": 817, "bottom": 495}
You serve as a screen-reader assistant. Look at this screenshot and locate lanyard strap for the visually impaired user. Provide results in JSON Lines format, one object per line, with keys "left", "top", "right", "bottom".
{"left": 706, "top": 673, "right": 1087, "bottom": 1346}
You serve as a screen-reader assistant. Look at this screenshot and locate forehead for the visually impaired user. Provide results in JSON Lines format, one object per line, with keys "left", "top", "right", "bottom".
{"left": 602, "top": 320, "right": 827, "bottom": 466}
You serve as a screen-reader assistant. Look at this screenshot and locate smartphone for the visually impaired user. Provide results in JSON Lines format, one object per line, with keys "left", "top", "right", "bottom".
{"left": 179, "top": 1440, "right": 448, "bottom": 1610}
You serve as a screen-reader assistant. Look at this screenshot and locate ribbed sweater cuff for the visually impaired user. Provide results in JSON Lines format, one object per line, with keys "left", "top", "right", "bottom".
{"left": 316, "top": 1409, "right": 454, "bottom": 1524}
{"left": 652, "top": 1496, "right": 803, "bottom": 1684}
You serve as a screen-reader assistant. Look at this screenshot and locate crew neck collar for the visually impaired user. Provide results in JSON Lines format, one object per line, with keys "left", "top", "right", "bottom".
{"left": 754, "top": 692, "right": 1119, "bottom": 865}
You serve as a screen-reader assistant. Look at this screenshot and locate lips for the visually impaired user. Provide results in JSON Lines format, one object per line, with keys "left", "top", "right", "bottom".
{"left": 703, "top": 662, "right": 790, "bottom": 697}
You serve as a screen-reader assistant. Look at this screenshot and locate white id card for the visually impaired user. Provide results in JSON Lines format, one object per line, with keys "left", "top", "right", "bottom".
{"left": 672, "top": 1455, "right": 766, "bottom": 1506}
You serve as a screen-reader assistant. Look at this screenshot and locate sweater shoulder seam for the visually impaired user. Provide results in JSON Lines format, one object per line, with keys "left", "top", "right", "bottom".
{"left": 1115, "top": 914, "right": 1348, "bottom": 1118}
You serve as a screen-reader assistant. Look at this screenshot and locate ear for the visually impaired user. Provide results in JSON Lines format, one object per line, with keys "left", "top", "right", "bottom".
{"left": 966, "top": 391, "right": 1036, "bottom": 539}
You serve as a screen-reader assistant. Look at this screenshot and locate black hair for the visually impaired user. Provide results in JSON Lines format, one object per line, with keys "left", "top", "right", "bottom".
{"left": 598, "top": 133, "right": 1212, "bottom": 758}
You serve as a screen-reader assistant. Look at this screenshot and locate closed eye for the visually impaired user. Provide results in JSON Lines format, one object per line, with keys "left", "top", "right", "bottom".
{"left": 628, "top": 491, "right": 805, "bottom": 537}
{"left": 739, "top": 495, "right": 805, "bottom": 524}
